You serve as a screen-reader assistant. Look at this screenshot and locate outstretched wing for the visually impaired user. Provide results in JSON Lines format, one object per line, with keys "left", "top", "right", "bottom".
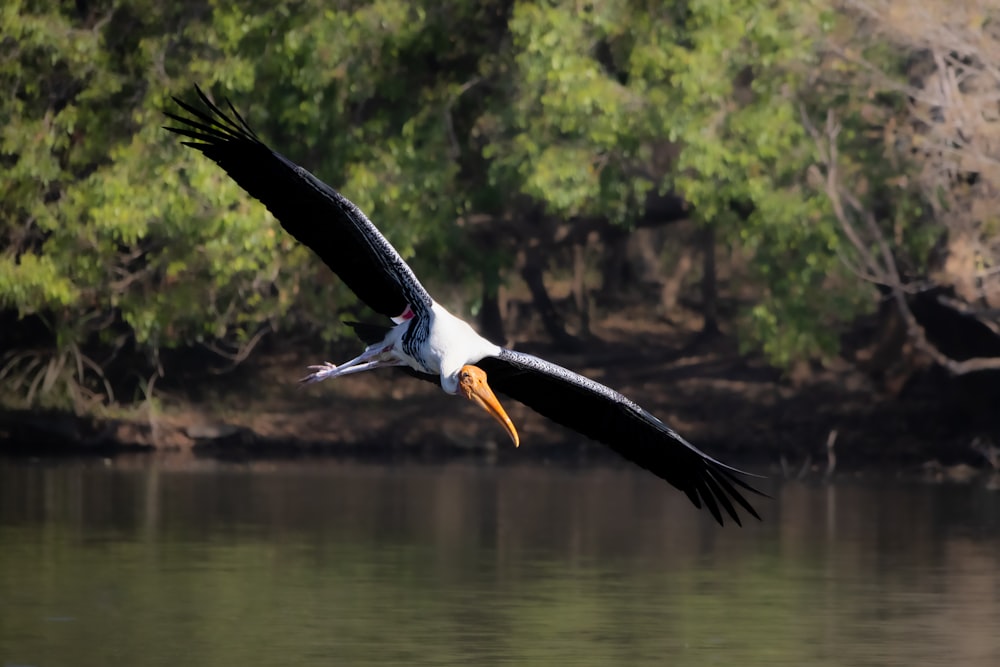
{"left": 477, "top": 349, "right": 764, "bottom": 526}
{"left": 345, "top": 321, "right": 764, "bottom": 525}
{"left": 164, "top": 86, "right": 433, "bottom": 321}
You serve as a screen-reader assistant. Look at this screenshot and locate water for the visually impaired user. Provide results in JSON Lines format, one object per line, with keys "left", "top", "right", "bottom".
{"left": 1, "top": 459, "right": 998, "bottom": 666}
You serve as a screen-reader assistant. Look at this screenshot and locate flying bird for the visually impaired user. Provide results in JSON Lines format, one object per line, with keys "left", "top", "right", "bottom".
{"left": 165, "top": 86, "right": 764, "bottom": 526}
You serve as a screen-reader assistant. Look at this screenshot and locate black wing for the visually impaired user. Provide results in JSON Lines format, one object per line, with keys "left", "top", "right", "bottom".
{"left": 477, "top": 348, "right": 764, "bottom": 526}
{"left": 164, "top": 86, "right": 433, "bottom": 321}
{"left": 346, "top": 322, "right": 764, "bottom": 525}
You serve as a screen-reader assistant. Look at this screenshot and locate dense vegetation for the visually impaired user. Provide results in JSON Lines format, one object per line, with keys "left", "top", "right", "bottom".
{"left": 2, "top": 0, "right": 998, "bottom": 410}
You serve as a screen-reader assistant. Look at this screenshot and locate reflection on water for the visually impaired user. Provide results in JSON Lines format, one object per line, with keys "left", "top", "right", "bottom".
{"left": 1, "top": 459, "right": 999, "bottom": 666}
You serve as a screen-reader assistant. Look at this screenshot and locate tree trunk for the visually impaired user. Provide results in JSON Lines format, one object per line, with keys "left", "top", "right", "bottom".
{"left": 660, "top": 251, "right": 694, "bottom": 317}
{"left": 572, "top": 240, "right": 590, "bottom": 337}
{"left": 521, "top": 247, "right": 581, "bottom": 351}
{"left": 478, "top": 268, "right": 506, "bottom": 345}
{"left": 700, "top": 224, "right": 720, "bottom": 336}
{"left": 599, "top": 225, "right": 629, "bottom": 299}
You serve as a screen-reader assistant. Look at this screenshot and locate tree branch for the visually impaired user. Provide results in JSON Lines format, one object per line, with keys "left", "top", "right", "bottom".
{"left": 807, "top": 107, "right": 1000, "bottom": 376}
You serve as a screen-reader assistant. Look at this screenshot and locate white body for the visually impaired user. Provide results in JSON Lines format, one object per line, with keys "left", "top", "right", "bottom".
{"left": 300, "top": 301, "right": 502, "bottom": 392}
{"left": 422, "top": 302, "right": 503, "bottom": 394}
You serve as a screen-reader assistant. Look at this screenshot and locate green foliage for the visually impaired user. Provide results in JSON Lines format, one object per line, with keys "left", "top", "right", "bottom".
{"left": 486, "top": 0, "right": 656, "bottom": 222}
{"left": 1, "top": 0, "right": 501, "bottom": 406}
{"left": 488, "top": 0, "right": 872, "bottom": 362}
{"left": 1, "top": 0, "right": 957, "bottom": 407}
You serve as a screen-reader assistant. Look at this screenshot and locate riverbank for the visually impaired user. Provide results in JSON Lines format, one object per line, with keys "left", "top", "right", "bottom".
{"left": 1, "top": 316, "right": 997, "bottom": 477}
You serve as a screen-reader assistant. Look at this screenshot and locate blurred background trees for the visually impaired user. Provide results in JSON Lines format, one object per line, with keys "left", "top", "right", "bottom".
{"left": 1, "top": 0, "right": 998, "bottom": 410}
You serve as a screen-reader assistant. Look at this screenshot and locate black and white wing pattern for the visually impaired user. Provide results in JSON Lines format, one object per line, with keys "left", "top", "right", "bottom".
{"left": 164, "top": 86, "right": 432, "bottom": 321}
{"left": 346, "top": 322, "right": 763, "bottom": 526}
{"left": 476, "top": 349, "right": 764, "bottom": 526}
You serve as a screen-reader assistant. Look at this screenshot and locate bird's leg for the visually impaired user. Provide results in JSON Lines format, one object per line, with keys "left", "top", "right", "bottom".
{"left": 299, "top": 344, "right": 403, "bottom": 384}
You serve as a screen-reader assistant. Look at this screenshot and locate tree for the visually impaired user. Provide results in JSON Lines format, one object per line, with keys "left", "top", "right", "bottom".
{"left": 483, "top": 0, "right": 865, "bottom": 363}
{"left": 9, "top": 0, "right": 988, "bottom": 414}
{"left": 808, "top": 0, "right": 1000, "bottom": 376}
{"left": 0, "top": 0, "right": 510, "bottom": 407}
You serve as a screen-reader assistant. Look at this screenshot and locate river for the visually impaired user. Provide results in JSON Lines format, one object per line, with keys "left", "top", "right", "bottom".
{"left": 1, "top": 458, "right": 998, "bottom": 666}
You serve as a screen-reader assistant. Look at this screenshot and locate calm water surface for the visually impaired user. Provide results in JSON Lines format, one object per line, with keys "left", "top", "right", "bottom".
{"left": 1, "top": 459, "right": 999, "bottom": 666}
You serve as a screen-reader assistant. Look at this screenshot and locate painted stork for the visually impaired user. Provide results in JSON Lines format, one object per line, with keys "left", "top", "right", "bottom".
{"left": 165, "top": 87, "right": 763, "bottom": 526}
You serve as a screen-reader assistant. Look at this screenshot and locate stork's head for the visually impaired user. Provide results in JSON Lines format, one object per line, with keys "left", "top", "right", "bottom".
{"left": 457, "top": 365, "right": 520, "bottom": 447}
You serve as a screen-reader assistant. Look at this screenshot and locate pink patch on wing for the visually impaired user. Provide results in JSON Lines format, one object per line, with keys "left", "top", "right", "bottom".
{"left": 391, "top": 305, "right": 416, "bottom": 324}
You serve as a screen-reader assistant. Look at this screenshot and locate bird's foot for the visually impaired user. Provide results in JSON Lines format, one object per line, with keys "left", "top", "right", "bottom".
{"left": 299, "top": 362, "right": 339, "bottom": 384}
{"left": 298, "top": 345, "right": 405, "bottom": 385}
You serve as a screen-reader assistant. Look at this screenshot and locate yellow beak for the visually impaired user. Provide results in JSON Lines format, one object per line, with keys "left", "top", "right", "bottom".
{"left": 458, "top": 364, "right": 520, "bottom": 447}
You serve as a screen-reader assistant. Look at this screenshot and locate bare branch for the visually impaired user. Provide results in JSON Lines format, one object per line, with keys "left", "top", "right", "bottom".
{"left": 801, "top": 105, "right": 889, "bottom": 283}
{"left": 200, "top": 325, "right": 271, "bottom": 373}
{"left": 807, "top": 96, "right": 1000, "bottom": 376}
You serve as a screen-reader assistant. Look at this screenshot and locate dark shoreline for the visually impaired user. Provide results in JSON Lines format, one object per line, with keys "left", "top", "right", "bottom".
{"left": 2, "top": 330, "right": 998, "bottom": 477}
